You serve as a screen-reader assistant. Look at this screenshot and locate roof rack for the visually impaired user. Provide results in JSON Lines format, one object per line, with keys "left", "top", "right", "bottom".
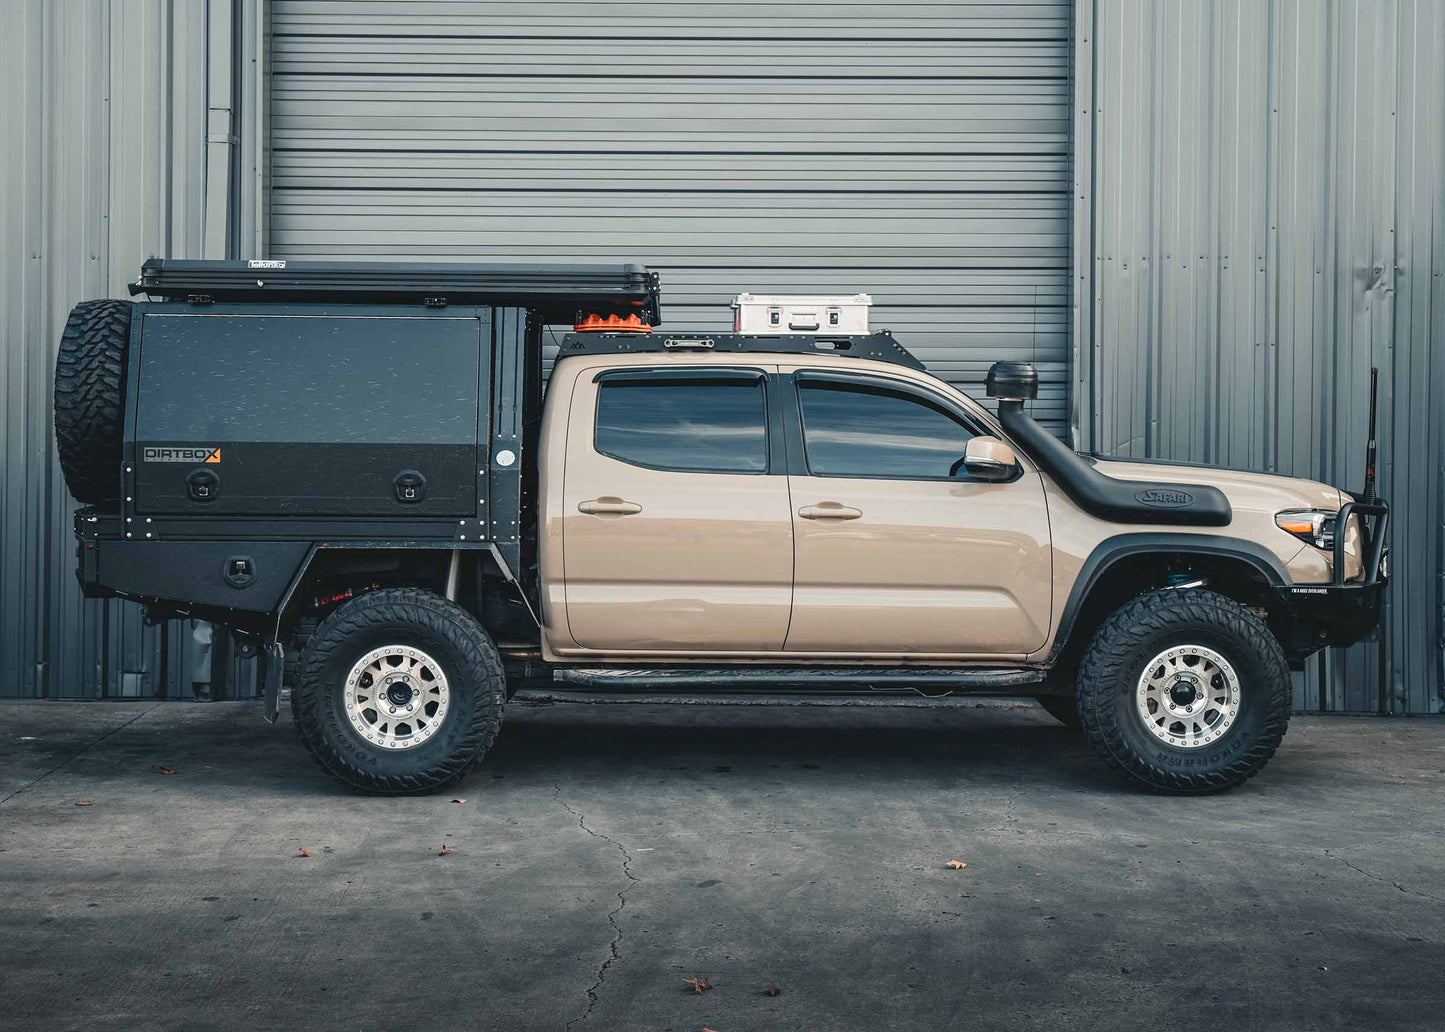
{"left": 556, "top": 330, "right": 925, "bottom": 370}
{"left": 130, "top": 258, "right": 662, "bottom": 325}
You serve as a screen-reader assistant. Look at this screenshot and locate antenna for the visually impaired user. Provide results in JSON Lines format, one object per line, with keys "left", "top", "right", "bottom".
{"left": 1363, "top": 367, "right": 1379, "bottom": 504}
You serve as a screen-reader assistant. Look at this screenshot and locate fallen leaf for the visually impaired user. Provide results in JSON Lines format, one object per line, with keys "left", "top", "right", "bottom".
{"left": 296, "top": 848, "right": 311, "bottom": 858}
{"left": 439, "top": 844, "right": 455, "bottom": 856}
{"left": 945, "top": 860, "right": 968, "bottom": 870}
{"left": 682, "top": 976, "right": 713, "bottom": 994}
{"left": 451, "top": 797, "right": 468, "bottom": 804}
{"left": 761, "top": 981, "right": 782, "bottom": 997}
{"left": 75, "top": 800, "right": 94, "bottom": 807}
{"left": 158, "top": 767, "right": 177, "bottom": 775}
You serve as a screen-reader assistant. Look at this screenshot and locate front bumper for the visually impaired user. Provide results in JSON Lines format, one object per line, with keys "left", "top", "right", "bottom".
{"left": 1275, "top": 499, "right": 1389, "bottom": 661}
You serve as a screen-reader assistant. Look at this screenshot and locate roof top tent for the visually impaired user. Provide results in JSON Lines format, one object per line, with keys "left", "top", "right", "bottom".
{"left": 119, "top": 260, "right": 663, "bottom": 587}
{"left": 131, "top": 258, "right": 663, "bottom": 325}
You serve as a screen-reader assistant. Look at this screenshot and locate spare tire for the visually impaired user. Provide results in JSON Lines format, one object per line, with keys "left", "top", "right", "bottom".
{"left": 54, "top": 299, "right": 132, "bottom": 504}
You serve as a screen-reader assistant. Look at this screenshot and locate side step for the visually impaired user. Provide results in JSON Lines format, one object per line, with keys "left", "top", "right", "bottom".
{"left": 550, "top": 665, "right": 1046, "bottom": 693}
{"left": 513, "top": 689, "right": 1049, "bottom": 709}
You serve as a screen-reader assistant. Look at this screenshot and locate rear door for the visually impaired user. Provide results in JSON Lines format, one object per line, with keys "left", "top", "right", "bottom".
{"left": 781, "top": 368, "right": 1052, "bottom": 656}
{"left": 560, "top": 364, "right": 793, "bottom": 652}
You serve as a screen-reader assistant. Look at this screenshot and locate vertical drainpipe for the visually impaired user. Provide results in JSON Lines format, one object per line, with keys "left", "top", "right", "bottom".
{"left": 1070, "top": 0, "right": 1098, "bottom": 452}
{"left": 202, "top": 0, "right": 234, "bottom": 261}
{"left": 192, "top": 0, "right": 237, "bottom": 698}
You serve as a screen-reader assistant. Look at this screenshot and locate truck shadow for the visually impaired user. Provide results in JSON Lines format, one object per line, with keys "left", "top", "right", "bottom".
{"left": 0, "top": 700, "right": 1131, "bottom": 801}
{"left": 481, "top": 703, "right": 1118, "bottom": 790}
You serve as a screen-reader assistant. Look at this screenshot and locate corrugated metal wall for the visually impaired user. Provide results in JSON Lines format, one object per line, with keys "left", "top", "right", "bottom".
{"left": 6, "top": 1, "right": 1441, "bottom": 711}
{"left": 267, "top": 0, "right": 1075, "bottom": 434}
{"left": 1075, "top": 0, "right": 1445, "bottom": 712}
{"left": 0, "top": 0, "right": 267, "bottom": 699}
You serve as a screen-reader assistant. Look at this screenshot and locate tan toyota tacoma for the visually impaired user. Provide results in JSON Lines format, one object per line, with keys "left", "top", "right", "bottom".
{"left": 59, "top": 261, "right": 1388, "bottom": 795}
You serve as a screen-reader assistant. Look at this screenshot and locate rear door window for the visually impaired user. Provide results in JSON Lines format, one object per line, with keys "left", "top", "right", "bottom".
{"left": 594, "top": 372, "right": 768, "bottom": 473}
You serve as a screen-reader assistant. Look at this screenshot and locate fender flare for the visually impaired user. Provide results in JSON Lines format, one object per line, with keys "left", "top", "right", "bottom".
{"left": 1045, "top": 533, "right": 1291, "bottom": 665}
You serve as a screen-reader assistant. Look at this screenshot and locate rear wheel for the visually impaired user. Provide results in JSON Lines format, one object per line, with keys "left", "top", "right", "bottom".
{"left": 293, "top": 588, "right": 505, "bottom": 794}
{"left": 1076, "top": 588, "right": 1290, "bottom": 793}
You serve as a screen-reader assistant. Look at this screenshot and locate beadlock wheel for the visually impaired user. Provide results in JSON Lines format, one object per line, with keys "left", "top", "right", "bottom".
{"left": 1076, "top": 588, "right": 1292, "bottom": 794}
{"left": 292, "top": 587, "right": 505, "bottom": 794}
{"left": 344, "top": 644, "right": 451, "bottom": 750}
{"left": 1135, "top": 643, "right": 1241, "bottom": 748}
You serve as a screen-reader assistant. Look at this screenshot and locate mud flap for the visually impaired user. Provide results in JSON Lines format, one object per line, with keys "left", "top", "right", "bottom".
{"left": 261, "top": 642, "right": 285, "bottom": 724}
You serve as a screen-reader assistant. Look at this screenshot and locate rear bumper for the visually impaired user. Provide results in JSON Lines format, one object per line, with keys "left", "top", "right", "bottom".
{"left": 1275, "top": 499, "right": 1389, "bottom": 663}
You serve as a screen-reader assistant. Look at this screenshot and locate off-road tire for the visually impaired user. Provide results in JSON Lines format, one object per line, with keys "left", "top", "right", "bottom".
{"left": 1076, "top": 588, "right": 1291, "bottom": 794}
{"left": 1035, "top": 694, "right": 1082, "bottom": 730}
{"left": 54, "top": 299, "right": 132, "bottom": 504}
{"left": 292, "top": 588, "right": 505, "bottom": 794}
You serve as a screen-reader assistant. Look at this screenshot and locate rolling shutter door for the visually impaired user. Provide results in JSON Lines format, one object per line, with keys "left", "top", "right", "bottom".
{"left": 270, "top": 2, "right": 1072, "bottom": 433}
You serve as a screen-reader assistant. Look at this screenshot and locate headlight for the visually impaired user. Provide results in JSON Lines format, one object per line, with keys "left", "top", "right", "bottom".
{"left": 1276, "top": 509, "right": 1337, "bottom": 550}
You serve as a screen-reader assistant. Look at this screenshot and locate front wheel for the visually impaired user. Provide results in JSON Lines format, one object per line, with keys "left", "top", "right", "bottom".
{"left": 1076, "top": 588, "right": 1291, "bottom": 794}
{"left": 292, "top": 588, "right": 505, "bottom": 794}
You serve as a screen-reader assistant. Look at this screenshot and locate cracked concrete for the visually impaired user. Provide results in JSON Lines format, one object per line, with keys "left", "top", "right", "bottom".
{"left": 555, "top": 780, "right": 638, "bottom": 1028}
{"left": 0, "top": 700, "right": 1442, "bottom": 1032}
{"left": 1325, "top": 848, "right": 1445, "bottom": 905}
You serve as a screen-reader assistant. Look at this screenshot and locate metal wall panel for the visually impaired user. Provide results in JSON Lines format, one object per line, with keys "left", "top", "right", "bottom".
{"left": 0, "top": 0, "right": 266, "bottom": 700}
{"left": 1078, "top": 0, "right": 1445, "bottom": 713}
{"left": 268, "top": 0, "right": 1075, "bottom": 432}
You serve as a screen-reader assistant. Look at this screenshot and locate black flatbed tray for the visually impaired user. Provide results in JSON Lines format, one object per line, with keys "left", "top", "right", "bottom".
{"left": 130, "top": 258, "right": 662, "bottom": 324}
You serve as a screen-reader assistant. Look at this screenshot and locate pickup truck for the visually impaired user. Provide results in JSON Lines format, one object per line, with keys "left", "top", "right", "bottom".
{"left": 56, "top": 260, "right": 1389, "bottom": 795}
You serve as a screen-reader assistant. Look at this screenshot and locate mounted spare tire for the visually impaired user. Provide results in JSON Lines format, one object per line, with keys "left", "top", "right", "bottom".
{"left": 54, "top": 299, "right": 132, "bottom": 504}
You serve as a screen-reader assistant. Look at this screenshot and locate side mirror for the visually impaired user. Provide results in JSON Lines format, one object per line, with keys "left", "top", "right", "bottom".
{"left": 955, "top": 436, "right": 1017, "bottom": 481}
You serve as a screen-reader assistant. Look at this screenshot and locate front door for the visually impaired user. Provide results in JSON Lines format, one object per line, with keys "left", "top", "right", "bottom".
{"left": 781, "top": 369, "right": 1052, "bottom": 656}
{"left": 561, "top": 364, "right": 794, "bottom": 652}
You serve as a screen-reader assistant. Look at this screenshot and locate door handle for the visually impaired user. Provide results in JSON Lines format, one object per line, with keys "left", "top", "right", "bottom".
{"left": 578, "top": 497, "right": 642, "bottom": 515}
{"left": 798, "top": 503, "right": 862, "bottom": 521}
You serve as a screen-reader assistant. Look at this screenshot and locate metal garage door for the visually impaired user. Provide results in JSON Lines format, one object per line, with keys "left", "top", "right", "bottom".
{"left": 269, "top": 1, "right": 1072, "bottom": 433}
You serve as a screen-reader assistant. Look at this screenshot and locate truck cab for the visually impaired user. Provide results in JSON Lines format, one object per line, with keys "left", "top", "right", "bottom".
{"left": 57, "top": 261, "right": 1388, "bottom": 795}
{"left": 540, "top": 344, "right": 1054, "bottom": 660}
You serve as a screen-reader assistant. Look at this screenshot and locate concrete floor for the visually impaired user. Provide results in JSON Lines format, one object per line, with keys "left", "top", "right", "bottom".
{"left": 0, "top": 699, "right": 1442, "bottom": 1032}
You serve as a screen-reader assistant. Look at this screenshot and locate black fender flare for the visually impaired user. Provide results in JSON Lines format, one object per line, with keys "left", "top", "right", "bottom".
{"left": 1045, "top": 533, "right": 1291, "bottom": 665}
